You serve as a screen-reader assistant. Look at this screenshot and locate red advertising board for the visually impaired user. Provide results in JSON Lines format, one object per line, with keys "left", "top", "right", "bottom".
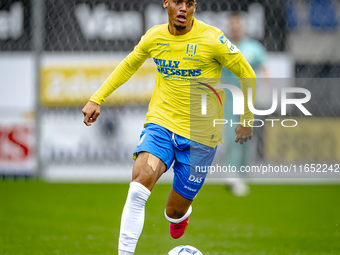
{"left": 0, "top": 122, "right": 35, "bottom": 176}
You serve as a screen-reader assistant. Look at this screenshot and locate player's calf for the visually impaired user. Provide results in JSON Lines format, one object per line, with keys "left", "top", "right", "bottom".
{"left": 164, "top": 188, "right": 193, "bottom": 239}
{"left": 119, "top": 182, "right": 150, "bottom": 254}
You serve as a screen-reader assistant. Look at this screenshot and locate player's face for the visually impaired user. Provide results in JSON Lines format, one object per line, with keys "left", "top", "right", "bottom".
{"left": 229, "top": 16, "right": 245, "bottom": 42}
{"left": 164, "top": 0, "right": 197, "bottom": 31}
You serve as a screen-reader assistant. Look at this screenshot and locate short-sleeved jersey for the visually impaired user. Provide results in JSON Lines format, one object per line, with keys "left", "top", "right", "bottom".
{"left": 90, "top": 18, "right": 256, "bottom": 148}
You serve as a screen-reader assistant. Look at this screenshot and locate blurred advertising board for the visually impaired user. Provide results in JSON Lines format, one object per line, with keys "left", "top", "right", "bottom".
{"left": 39, "top": 54, "right": 157, "bottom": 181}
{"left": 264, "top": 117, "right": 340, "bottom": 163}
{"left": 40, "top": 53, "right": 293, "bottom": 107}
{"left": 0, "top": 54, "right": 36, "bottom": 177}
{"left": 0, "top": 0, "right": 31, "bottom": 51}
{"left": 39, "top": 107, "right": 175, "bottom": 182}
{"left": 40, "top": 107, "right": 144, "bottom": 181}
{"left": 0, "top": 112, "right": 36, "bottom": 177}
{"left": 44, "top": 0, "right": 284, "bottom": 51}
{"left": 0, "top": 0, "right": 284, "bottom": 53}
{"left": 40, "top": 57, "right": 157, "bottom": 106}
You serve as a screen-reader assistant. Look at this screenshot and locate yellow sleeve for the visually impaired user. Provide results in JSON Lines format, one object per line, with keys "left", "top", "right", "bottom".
{"left": 213, "top": 30, "right": 256, "bottom": 127}
{"left": 89, "top": 35, "right": 150, "bottom": 105}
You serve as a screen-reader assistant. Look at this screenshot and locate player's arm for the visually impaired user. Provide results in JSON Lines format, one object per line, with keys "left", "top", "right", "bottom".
{"left": 213, "top": 31, "right": 256, "bottom": 144}
{"left": 82, "top": 36, "right": 150, "bottom": 126}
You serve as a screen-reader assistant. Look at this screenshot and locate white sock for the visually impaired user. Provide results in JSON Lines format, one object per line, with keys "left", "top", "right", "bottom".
{"left": 118, "top": 182, "right": 151, "bottom": 253}
{"left": 118, "top": 250, "right": 133, "bottom": 255}
{"left": 164, "top": 205, "right": 192, "bottom": 224}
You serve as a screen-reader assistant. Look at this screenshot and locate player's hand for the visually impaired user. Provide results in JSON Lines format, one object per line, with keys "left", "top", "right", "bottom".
{"left": 234, "top": 124, "right": 253, "bottom": 145}
{"left": 82, "top": 101, "right": 100, "bottom": 126}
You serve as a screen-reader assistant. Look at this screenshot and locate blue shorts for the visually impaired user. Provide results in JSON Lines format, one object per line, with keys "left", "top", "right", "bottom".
{"left": 133, "top": 123, "right": 217, "bottom": 200}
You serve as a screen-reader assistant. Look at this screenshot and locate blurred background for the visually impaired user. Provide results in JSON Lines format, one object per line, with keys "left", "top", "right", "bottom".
{"left": 1, "top": 0, "right": 339, "bottom": 183}
{"left": 1, "top": 1, "right": 340, "bottom": 254}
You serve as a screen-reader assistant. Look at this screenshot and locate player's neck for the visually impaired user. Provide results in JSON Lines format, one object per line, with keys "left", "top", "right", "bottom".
{"left": 168, "top": 19, "right": 194, "bottom": 36}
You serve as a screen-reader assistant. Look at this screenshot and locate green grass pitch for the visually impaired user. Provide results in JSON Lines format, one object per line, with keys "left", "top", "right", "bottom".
{"left": 1, "top": 181, "right": 340, "bottom": 254}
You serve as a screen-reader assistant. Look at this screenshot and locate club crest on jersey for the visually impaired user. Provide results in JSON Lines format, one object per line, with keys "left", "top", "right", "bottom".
{"left": 186, "top": 43, "right": 197, "bottom": 58}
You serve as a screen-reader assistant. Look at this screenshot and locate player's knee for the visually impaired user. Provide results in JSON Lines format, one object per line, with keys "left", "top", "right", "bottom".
{"left": 132, "top": 163, "right": 153, "bottom": 190}
{"left": 132, "top": 175, "right": 153, "bottom": 191}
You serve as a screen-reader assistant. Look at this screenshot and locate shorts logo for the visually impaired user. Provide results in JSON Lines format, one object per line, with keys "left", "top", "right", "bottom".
{"left": 219, "top": 35, "right": 227, "bottom": 44}
{"left": 186, "top": 43, "right": 197, "bottom": 58}
{"left": 188, "top": 174, "right": 203, "bottom": 183}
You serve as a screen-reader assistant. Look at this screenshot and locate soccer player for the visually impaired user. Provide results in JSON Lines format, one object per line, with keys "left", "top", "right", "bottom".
{"left": 82, "top": 1, "right": 256, "bottom": 254}
{"left": 222, "top": 12, "right": 269, "bottom": 197}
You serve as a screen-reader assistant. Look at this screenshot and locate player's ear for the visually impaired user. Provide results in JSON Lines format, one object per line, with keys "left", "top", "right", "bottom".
{"left": 163, "top": 0, "right": 169, "bottom": 9}
{"left": 192, "top": 2, "right": 197, "bottom": 13}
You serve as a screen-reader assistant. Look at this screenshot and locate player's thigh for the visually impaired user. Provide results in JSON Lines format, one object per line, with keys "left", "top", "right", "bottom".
{"left": 132, "top": 123, "right": 175, "bottom": 191}
{"left": 132, "top": 152, "right": 166, "bottom": 191}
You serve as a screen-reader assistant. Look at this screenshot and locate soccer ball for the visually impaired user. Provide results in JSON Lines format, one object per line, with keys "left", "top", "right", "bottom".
{"left": 167, "top": 245, "right": 203, "bottom": 255}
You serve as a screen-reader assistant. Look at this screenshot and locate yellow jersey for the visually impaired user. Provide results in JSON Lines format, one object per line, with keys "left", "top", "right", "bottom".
{"left": 90, "top": 18, "right": 256, "bottom": 148}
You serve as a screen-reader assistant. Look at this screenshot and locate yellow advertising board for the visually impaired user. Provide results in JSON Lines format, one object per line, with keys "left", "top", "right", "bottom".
{"left": 264, "top": 118, "right": 340, "bottom": 163}
{"left": 41, "top": 60, "right": 157, "bottom": 106}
